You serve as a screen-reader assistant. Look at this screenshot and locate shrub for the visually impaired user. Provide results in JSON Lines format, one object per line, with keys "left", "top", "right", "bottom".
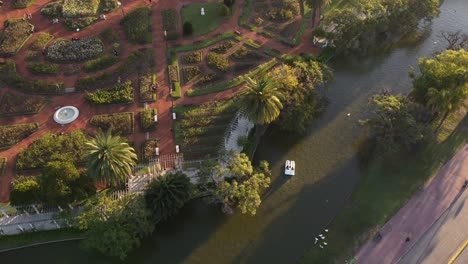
{"left": 0, "top": 61, "right": 64, "bottom": 94}
{"left": 62, "top": 0, "right": 100, "bottom": 17}
{"left": 62, "top": 17, "right": 98, "bottom": 30}
{"left": 140, "top": 109, "right": 157, "bottom": 131}
{"left": 12, "top": 0, "right": 36, "bottom": 9}
{"left": 207, "top": 52, "right": 229, "bottom": 72}
{"left": 25, "top": 51, "right": 40, "bottom": 61}
{"left": 75, "top": 72, "right": 112, "bottom": 91}
{"left": 139, "top": 73, "right": 157, "bottom": 102}
{"left": 0, "top": 19, "right": 34, "bottom": 57}
{"left": 86, "top": 80, "right": 134, "bottom": 104}
{"left": 90, "top": 112, "right": 134, "bottom": 135}
{"left": 16, "top": 131, "right": 88, "bottom": 170}
{"left": 183, "top": 66, "right": 201, "bottom": 83}
{"left": 46, "top": 37, "right": 104, "bottom": 62}
{"left": 30, "top": 32, "right": 54, "bottom": 50}
{"left": 230, "top": 46, "right": 262, "bottom": 61}
{"left": 0, "top": 92, "right": 47, "bottom": 116}
{"left": 183, "top": 22, "right": 193, "bottom": 36}
{"left": 84, "top": 55, "right": 119, "bottom": 72}
{"left": 10, "top": 177, "right": 41, "bottom": 205}
{"left": 224, "top": 0, "right": 235, "bottom": 7}
{"left": 210, "top": 40, "right": 234, "bottom": 54}
{"left": 27, "top": 62, "right": 59, "bottom": 75}
{"left": 172, "top": 82, "right": 181, "bottom": 98}
{"left": 40, "top": 1, "right": 63, "bottom": 18}
{"left": 121, "top": 7, "right": 152, "bottom": 44}
{"left": 168, "top": 65, "right": 180, "bottom": 83}
{"left": 196, "top": 73, "right": 220, "bottom": 85}
{"left": 220, "top": 4, "right": 230, "bottom": 16}
{"left": 100, "top": 0, "right": 119, "bottom": 13}
{"left": 0, "top": 123, "right": 39, "bottom": 150}
{"left": 99, "top": 28, "right": 120, "bottom": 44}
{"left": 0, "top": 157, "right": 6, "bottom": 176}
{"left": 182, "top": 52, "right": 202, "bottom": 63}
{"left": 142, "top": 139, "right": 158, "bottom": 161}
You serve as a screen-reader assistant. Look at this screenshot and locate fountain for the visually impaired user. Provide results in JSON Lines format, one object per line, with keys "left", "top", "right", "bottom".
{"left": 53, "top": 106, "right": 79, "bottom": 125}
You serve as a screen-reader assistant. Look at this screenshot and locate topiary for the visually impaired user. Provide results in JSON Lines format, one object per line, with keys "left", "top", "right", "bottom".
{"left": 183, "top": 21, "right": 193, "bottom": 36}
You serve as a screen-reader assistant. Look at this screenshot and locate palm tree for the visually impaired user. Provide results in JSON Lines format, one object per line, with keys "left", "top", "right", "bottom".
{"left": 305, "top": 0, "right": 332, "bottom": 27}
{"left": 239, "top": 76, "right": 284, "bottom": 125}
{"left": 144, "top": 171, "right": 192, "bottom": 222}
{"left": 85, "top": 129, "right": 137, "bottom": 187}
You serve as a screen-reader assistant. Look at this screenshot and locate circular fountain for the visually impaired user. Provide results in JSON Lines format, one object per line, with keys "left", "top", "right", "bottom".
{"left": 53, "top": 106, "right": 79, "bottom": 125}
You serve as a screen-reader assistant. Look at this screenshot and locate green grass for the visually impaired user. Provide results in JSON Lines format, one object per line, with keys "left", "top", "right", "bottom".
{"left": 300, "top": 113, "right": 468, "bottom": 263}
{"left": 0, "top": 228, "right": 83, "bottom": 250}
{"left": 181, "top": 2, "right": 226, "bottom": 36}
{"left": 29, "top": 32, "right": 54, "bottom": 50}
{"left": 172, "top": 82, "right": 181, "bottom": 98}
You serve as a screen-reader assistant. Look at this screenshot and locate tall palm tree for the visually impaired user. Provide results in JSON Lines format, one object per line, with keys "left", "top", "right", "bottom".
{"left": 239, "top": 76, "right": 284, "bottom": 125}
{"left": 144, "top": 171, "right": 192, "bottom": 223}
{"left": 85, "top": 129, "right": 137, "bottom": 187}
{"left": 305, "top": 0, "right": 332, "bottom": 27}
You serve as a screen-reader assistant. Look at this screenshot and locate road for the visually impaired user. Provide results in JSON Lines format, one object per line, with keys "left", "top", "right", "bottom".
{"left": 399, "top": 183, "right": 468, "bottom": 264}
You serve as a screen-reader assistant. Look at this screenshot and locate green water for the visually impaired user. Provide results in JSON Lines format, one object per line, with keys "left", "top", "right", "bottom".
{"left": 1, "top": 0, "right": 467, "bottom": 263}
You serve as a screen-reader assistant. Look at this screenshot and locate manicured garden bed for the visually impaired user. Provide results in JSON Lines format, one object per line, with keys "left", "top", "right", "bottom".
{"left": 171, "top": 82, "right": 181, "bottom": 98}
{"left": 140, "top": 109, "right": 157, "bottom": 132}
{"left": 12, "top": 0, "right": 36, "bottom": 9}
{"left": 210, "top": 40, "right": 235, "bottom": 54}
{"left": 16, "top": 131, "right": 88, "bottom": 170}
{"left": 29, "top": 32, "right": 54, "bottom": 50}
{"left": 84, "top": 55, "right": 119, "bottom": 72}
{"left": 86, "top": 80, "right": 134, "bottom": 104}
{"left": 121, "top": 7, "right": 152, "bottom": 44}
{"left": 0, "top": 92, "right": 48, "bottom": 116}
{"left": 62, "top": 17, "right": 98, "bottom": 31}
{"left": 26, "top": 62, "right": 59, "bottom": 75}
{"left": 90, "top": 112, "right": 134, "bottom": 135}
{"left": 0, "top": 19, "right": 34, "bottom": 57}
{"left": 139, "top": 73, "right": 157, "bottom": 102}
{"left": 0, "top": 123, "right": 39, "bottom": 150}
{"left": 181, "top": 2, "right": 226, "bottom": 36}
{"left": 0, "top": 61, "right": 64, "bottom": 94}
{"left": 182, "top": 51, "right": 202, "bottom": 64}
{"left": 46, "top": 36, "right": 104, "bottom": 62}
{"left": 229, "top": 46, "right": 263, "bottom": 61}
{"left": 141, "top": 139, "right": 159, "bottom": 162}
{"left": 62, "top": 0, "right": 100, "bottom": 17}
{"left": 207, "top": 52, "right": 230, "bottom": 72}
{"left": 183, "top": 66, "right": 201, "bottom": 83}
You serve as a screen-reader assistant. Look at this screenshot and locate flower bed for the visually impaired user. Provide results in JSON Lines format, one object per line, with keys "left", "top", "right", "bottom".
{"left": 27, "top": 62, "right": 59, "bottom": 75}
{"left": 230, "top": 46, "right": 262, "bottom": 61}
{"left": 62, "top": 0, "right": 100, "bottom": 17}
{"left": 0, "top": 92, "right": 47, "bottom": 116}
{"left": 140, "top": 109, "right": 157, "bottom": 131}
{"left": 0, "top": 19, "right": 34, "bottom": 57}
{"left": 162, "top": 9, "right": 177, "bottom": 39}
{"left": 0, "top": 123, "right": 39, "bottom": 150}
{"left": 183, "top": 66, "right": 201, "bottom": 83}
{"left": 210, "top": 40, "right": 235, "bottom": 54}
{"left": 172, "top": 82, "right": 181, "bottom": 98}
{"left": 12, "top": 0, "right": 36, "bottom": 9}
{"left": 29, "top": 32, "right": 54, "bottom": 50}
{"left": 84, "top": 55, "right": 119, "bottom": 72}
{"left": 100, "top": 0, "right": 119, "bottom": 13}
{"left": 182, "top": 52, "right": 202, "bottom": 64}
{"left": 86, "top": 80, "right": 134, "bottom": 104}
{"left": 139, "top": 73, "right": 157, "bottom": 102}
{"left": 121, "top": 7, "right": 152, "bottom": 44}
{"left": 40, "top": 1, "right": 63, "bottom": 18}
{"left": 0, "top": 61, "right": 64, "bottom": 94}
{"left": 46, "top": 37, "right": 104, "bottom": 63}
{"left": 195, "top": 73, "right": 220, "bottom": 86}
{"left": 207, "top": 52, "right": 229, "bottom": 72}
{"left": 62, "top": 17, "right": 98, "bottom": 30}
{"left": 16, "top": 131, "right": 88, "bottom": 170}
{"left": 90, "top": 112, "right": 134, "bottom": 135}
{"left": 142, "top": 139, "right": 159, "bottom": 161}
{"left": 168, "top": 65, "right": 180, "bottom": 83}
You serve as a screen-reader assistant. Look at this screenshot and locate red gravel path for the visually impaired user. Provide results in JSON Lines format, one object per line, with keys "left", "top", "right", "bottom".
{"left": 0, "top": 0, "right": 321, "bottom": 202}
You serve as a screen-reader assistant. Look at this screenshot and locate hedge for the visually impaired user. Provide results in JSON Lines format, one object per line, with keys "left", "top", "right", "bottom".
{"left": 16, "top": 131, "right": 89, "bottom": 170}
{"left": 84, "top": 55, "right": 119, "bottom": 72}
{"left": 86, "top": 80, "right": 134, "bottom": 104}
{"left": 172, "top": 82, "right": 181, "bottom": 98}
{"left": 0, "top": 92, "right": 48, "bottom": 116}
{"left": 168, "top": 32, "right": 238, "bottom": 53}
{"left": 187, "top": 58, "right": 277, "bottom": 96}
{"left": 0, "top": 61, "right": 64, "bottom": 94}
{"left": 40, "top": 1, "right": 63, "bottom": 18}
{"left": 27, "top": 62, "right": 59, "bottom": 75}
{"left": 30, "top": 32, "right": 54, "bottom": 50}
{"left": 0, "top": 19, "right": 34, "bottom": 57}
{"left": 12, "top": 0, "right": 36, "bottom": 9}
{"left": 90, "top": 112, "right": 134, "bottom": 135}
{"left": 238, "top": 0, "right": 253, "bottom": 28}
{"left": 0, "top": 123, "right": 39, "bottom": 150}
{"left": 121, "top": 7, "right": 152, "bottom": 44}
{"left": 140, "top": 109, "right": 157, "bottom": 131}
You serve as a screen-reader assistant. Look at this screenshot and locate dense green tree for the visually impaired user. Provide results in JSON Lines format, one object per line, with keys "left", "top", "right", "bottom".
{"left": 220, "top": 4, "right": 230, "bottom": 16}
{"left": 85, "top": 129, "right": 137, "bottom": 187}
{"left": 76, "top": 194, "right": 154, "bottom": 260}
{"left": 363, "top": 94, "right": 428, "bottom": 153}
{"left": 183, "top": 22, "right": 193, "bottom": 36}
{"left": 10, "top": 177, "right": 41, "bottom": 205}
{"left": 39, "top": 161, "right": 79, "bottom": 205}
{"left": 305, "top": 0, "right": 332, "bottom": 26}
{"left": 224, "top": 0, "right": 235, "bottom": 7}
{"left": 410, "top": 49, "right": 468, "bottom": 128}
{"left": 144, "top": 171, "right": 192, "bottom": 222}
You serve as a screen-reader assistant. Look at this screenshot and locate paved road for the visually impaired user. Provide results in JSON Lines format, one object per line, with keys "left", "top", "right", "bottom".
{"left": 356, "top": 145, "right": 468, "bottom": 264}
{"left": 399, "top": 187, "right": 468, "bottom": 264}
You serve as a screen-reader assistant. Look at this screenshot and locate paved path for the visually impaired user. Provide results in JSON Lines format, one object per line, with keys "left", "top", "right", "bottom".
{"left": 356, "top": 145, "right": 468, "bottom": 264}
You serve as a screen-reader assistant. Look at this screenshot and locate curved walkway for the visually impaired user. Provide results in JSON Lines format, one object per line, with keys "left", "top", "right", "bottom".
{"left": 356, "top": 145, "right": 468, "bottom": 264}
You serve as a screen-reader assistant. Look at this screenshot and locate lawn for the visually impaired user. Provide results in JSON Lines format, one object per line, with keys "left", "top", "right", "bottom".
{"left": 300, "top": 112, "right": 468, "bottom": 263}
{"left": 181, "top": 2, "right": 226, "bottom": 36}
